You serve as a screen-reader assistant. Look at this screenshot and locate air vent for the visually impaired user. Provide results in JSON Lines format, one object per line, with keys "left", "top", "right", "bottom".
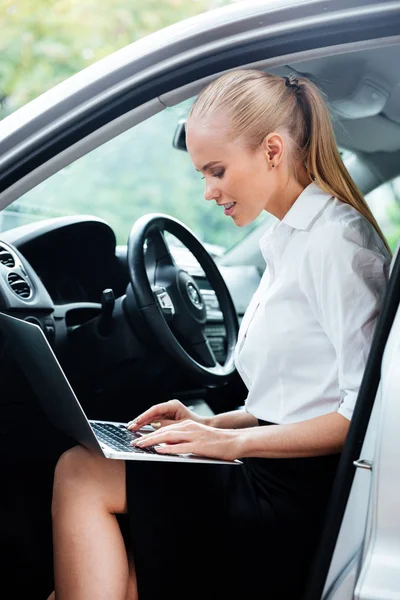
{"left": 0, "top": 245, "right": 15, "bottom": 268}
{"left": 7, "top": 272, "right": 32, "bottom": 299}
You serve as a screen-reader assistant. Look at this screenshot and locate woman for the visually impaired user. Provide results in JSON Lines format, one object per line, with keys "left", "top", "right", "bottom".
{"left": 48, "top": 70, "right": 390, "bottom": 600}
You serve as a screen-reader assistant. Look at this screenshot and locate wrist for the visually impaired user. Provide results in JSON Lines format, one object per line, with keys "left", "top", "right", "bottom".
{"left": 227, "top": 429, "right": 248, "bottom": 459}
{"left": 202, "top": 414, "right": 215, "bottom": 427}
{"left": 233, "top": 429, "right": 249, "bottom": 459}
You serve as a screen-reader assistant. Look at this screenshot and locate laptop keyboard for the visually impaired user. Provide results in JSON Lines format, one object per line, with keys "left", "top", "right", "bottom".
{"left": 91, "top": 422, "right": 158, "bottom": 455}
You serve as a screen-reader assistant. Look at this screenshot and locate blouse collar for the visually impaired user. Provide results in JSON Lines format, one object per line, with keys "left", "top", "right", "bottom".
{"left": 258, "top": 182, "right": 333, "bottom": 261}
{"left": 280, "top": 182, "right": 333, "bottom": 231}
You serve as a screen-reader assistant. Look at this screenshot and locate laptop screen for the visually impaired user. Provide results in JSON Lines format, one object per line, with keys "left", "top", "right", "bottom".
{"left": 0, "top": 312, "right": 100, "bottom": 451}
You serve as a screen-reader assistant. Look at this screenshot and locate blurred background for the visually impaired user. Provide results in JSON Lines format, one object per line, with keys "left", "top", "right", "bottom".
{"left": 0, "top": 0, "right": 240, "bottom": 118}
{"left": 1, "top": 0, "right": 399, "bottom": 252}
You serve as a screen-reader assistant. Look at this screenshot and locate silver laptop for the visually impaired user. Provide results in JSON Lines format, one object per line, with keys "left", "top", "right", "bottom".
{"left": 0, "top": 311, "right": 240, "bottom": 465}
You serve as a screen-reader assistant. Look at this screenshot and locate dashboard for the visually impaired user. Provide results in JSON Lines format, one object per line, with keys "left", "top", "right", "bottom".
{"left": 0, "top": 216, "right": 261, "bottom": 366}
{"left": 3, "top": 219, "right": 127, "bottom": 305}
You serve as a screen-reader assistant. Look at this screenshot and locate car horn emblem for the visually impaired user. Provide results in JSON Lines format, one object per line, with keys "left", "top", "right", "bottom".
{"left": 186, "top": 282, "right": 203, "bottom": 309}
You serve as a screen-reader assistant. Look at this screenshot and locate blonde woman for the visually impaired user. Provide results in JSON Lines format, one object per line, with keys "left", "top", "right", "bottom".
{"left": 48, "top": 70, "right": 390, "bottom": 600}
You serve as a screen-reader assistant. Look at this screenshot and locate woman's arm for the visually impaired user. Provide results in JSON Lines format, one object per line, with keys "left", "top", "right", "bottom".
{"left": 235, "top": 412, "right": 350, "bottom": 458}
{"left": 205, "top": 409, "right": 258, "bottom": 429}
{"left": 135, "top": 411, "right": 350, "bottom": 460}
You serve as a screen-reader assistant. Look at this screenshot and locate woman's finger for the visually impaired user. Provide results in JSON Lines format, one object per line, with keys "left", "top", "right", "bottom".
{"left": 132, "top": 428, "right": 190, "bottom": 448}
{"left": 127, "top": 400, "right": 181, "bottom": 430}
{"left": 151, "top": 419, "right": 177, "bottom": 429}
{"left": 155, "top": 443, "right": 194, "bottom": 455}
{"left": 137, "top": 419, "right": 194, "bottom": 440}
{"left": 127, "top": 406, "right": 171, "bottom": 430}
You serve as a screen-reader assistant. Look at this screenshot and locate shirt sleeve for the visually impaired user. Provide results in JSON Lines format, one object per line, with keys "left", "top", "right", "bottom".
{"left": 299, "top": 222, "right": 390, "bottom": 420}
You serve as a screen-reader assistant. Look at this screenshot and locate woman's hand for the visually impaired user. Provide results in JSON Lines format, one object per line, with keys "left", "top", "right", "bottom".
{"left": 127, "top": 399, "right": 207, "bottom": 431}
{"left": 131, "top": 419, "right": 240, "bottom": 461}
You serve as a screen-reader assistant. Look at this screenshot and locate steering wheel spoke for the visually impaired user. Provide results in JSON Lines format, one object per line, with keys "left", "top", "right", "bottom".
{"left": 153, "top": 286, "right": 175, "bottom": 321}
{"left": 189, "top": 329, "right": 218, "bottom": 368}
{"left": 147, "top": 229, "right": 176, "bottom": 268}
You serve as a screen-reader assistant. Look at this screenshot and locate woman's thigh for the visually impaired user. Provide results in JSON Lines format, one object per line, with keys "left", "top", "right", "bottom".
{"left": 53, "top": 445, "right": 127, "bottom": 514}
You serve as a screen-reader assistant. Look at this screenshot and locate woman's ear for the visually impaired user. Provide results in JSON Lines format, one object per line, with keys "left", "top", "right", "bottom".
{"left": 262, "top": 133, "right": 284, "bottom": 168}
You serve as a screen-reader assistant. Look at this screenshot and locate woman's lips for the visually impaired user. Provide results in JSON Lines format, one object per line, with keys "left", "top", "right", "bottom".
{"left": 223, "top": 202, "right": 236, "bottom": 216}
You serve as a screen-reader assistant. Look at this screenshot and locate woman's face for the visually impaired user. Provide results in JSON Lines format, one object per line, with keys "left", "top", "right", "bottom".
{"left": 186, "top": 117, "right": 284, "bottom": 227}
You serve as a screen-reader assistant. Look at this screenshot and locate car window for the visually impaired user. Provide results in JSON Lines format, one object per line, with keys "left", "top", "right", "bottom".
{"left": 365, "top": 177, "right": 400, "bottom": 252}
{"left": 0, "top": 98, "right": 264, "bottom": 254}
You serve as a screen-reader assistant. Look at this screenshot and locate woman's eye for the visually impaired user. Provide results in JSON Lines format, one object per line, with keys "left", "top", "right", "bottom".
{"left": 200, "top": 169, "right": 225, "bottom": 181}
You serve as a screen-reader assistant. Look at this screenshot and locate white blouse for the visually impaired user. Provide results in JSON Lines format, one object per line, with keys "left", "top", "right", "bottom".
{"left": 234, "top": 182, "right": 390, "bottom": 424}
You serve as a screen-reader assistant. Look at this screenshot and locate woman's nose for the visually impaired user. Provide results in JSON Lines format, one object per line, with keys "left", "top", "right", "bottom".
{"left": 204, "top": 181, "right": 220, "bottom": 202}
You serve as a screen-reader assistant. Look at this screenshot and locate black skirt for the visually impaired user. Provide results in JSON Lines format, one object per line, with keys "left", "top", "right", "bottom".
{"left": 126, "top": 420, "right": 340, "bottom": 600}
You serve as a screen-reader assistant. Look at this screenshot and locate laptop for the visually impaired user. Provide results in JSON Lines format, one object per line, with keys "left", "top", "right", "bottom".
{"left": 0, "top": 311, "right": 241, "bottom": 465}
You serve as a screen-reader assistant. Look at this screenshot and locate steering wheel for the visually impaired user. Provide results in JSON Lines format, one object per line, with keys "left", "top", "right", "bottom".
{"left": 127, "top": 214, "right": 239, "bottom": 385}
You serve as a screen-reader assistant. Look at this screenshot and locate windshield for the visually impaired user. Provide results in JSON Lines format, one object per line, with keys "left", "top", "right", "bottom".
{"left": 0, "top": 98, "right": 265, "bottom": 255}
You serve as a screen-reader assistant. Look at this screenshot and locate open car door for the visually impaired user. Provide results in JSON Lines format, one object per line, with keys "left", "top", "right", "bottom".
{"left": 304, "top": 241, "right": 400, "bottom": 599}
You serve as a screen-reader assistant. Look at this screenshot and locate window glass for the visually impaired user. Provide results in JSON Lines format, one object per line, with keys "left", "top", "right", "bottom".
{"left": 365, "top": 178, "right": 400, "bottom": 252}
{"left": 0, "top": 98, "right": 263, "bottom": 254}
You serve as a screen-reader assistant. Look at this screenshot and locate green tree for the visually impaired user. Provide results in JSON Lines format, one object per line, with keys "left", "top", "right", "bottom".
{"left": 0, "top": 0, "right": 237, "bottom": 118}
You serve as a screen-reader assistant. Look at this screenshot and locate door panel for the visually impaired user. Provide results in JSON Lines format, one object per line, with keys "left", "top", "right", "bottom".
{"left": 322, "top": 395, "right": 379, "bottom": 598}
{"left": 354, "top": 301, "right": 400, "bottom": 600}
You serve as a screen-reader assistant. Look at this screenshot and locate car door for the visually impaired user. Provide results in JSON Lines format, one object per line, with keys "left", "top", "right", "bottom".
{"left": 353, "top": 243, "right": 400, "bottom": 598}
{"left": 308, "top": 192, "right": 399, "bottom": 599}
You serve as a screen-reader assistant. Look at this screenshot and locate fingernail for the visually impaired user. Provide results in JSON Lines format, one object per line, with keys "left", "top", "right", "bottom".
{"left": 151, "top": 422, "right": 161, "bottom": 429}
{"left": 127, "top": 419, "right": 137, "bottom": 428}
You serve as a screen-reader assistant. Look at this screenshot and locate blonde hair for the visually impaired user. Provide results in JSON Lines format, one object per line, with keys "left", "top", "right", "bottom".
{"left": 189, "top": 69, "right": 391, "bottom": 254}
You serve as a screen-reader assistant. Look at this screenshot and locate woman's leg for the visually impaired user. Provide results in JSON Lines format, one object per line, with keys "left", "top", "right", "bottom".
{"left": 51, "top": 445, "right": 138, "bottom": 600}
{"left": 47, "top": 555, "right": 137, "bottom": 600}
{"left": 47, "top": 556, "right": 137, "bottom": 600}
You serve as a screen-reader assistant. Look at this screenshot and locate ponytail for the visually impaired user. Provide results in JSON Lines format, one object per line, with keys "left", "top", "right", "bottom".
{"left": 297, "top": 76, "right": 391, "bottom": 255}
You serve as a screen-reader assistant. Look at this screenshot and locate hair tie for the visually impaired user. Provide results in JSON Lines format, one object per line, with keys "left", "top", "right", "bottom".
{"left": 284, "top": 76, "right": 300, "bottom": 93}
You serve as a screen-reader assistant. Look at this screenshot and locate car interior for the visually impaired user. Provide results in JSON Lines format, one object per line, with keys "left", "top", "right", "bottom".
{"left": 2, "top": 38, "right": 400, "bottom": 598}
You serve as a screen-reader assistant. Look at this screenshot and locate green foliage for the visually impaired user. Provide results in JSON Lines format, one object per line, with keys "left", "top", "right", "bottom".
{"left": 386, "top": 197, "right": 400, "bottom": 253}
{"left": 0, "top": 0, "right": 236, "bottom": 117}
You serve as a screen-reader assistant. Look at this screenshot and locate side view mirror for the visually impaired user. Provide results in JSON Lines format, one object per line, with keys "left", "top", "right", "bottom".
{"left": 172, "top": 119, "right": 187, "bottom": 151}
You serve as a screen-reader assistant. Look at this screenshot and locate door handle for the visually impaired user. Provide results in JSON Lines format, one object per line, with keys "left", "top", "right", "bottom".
{"left": 353, "top": 458, "right": 373, "bottom": 471}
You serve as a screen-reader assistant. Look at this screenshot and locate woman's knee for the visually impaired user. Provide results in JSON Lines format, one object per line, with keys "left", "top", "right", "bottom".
{"left": 52, "top": 444, "right": 127, "bottom": 514}
{"left": 53, "top": 445, "right": 99, "bottom": 488}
